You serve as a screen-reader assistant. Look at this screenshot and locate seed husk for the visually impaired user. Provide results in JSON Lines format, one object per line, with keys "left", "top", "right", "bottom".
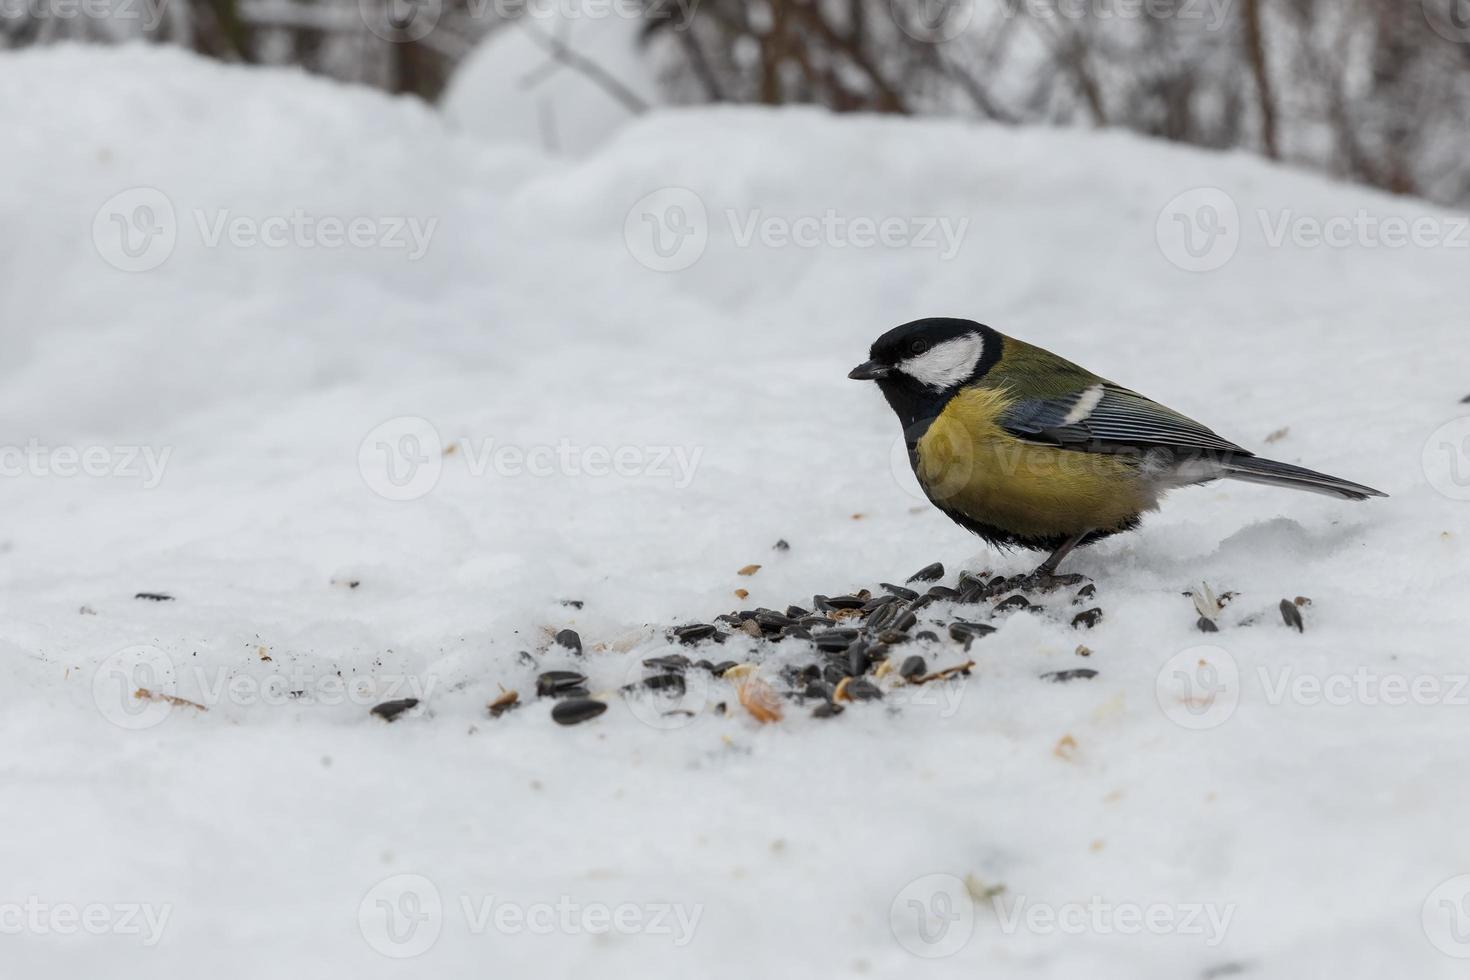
{"left": 552, "top": 698, "right": 607, "bottom": 725}
{"left": 738, "top": 564, "right": 762, "bottom": 576}
{"left": 1071, "top": 608, "right": 1103, "bottom": 630}
{"left": 487, "top": 690, "right": 520, "bottom": 718}
{"left": 915, "top": 630, "right": 940, "bottom": 643}
{"left": 737, "top": 677, "right": 783, "bottom": 723}
{"left": 1042, "top": 669, "right": 1099, "bottom": 683}
{"left": 907, "top": 562, "right": 945, "bottom": 583}
{"left": 644, "top": 654, "right": 691, "bottom": 672}
{"left": 554, "top": 629, "right": 583, "bottom": 655}
{"left": 1279, "top": 599, "right": 1305, "bottom": 632}
{"left": 371, "top": 698, "right": 418, "bottom": 722}
{"left": 1075, "top": 584, "right": 1097, "bottom": 601}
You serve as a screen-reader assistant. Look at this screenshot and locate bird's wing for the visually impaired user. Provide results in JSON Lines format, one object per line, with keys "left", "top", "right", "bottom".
{"left": 998, "top": 383, "right": 1246, "bottom": 456}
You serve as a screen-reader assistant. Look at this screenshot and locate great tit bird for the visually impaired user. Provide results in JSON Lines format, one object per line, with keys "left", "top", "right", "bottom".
{"left": 850, "top": 318, "right": 1385, "bottom": 582}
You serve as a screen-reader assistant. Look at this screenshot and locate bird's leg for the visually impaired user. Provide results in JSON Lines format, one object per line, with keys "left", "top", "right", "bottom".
{"left": 1022, "top": 532, "right": 1090, "bottom": 591}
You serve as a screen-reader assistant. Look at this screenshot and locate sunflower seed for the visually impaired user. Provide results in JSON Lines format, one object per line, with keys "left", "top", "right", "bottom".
{"left": 785, "top": 605, "right": 810, "bottom": 619}
{"left": 824, "top": 595, "right": 867, "bottom": 610}
{"left": 927, "top": 586, "right": 960, "bottom": 601}
{"left": 554, "top": 629, "right": 583, "bottom": 655}
{"left": 836, "top": 677, "right": 883, "bottom": 702}
{"left": 916, "top": 630, "right": 940, "bottom": 642}
{"left": 624, "top": 673, "right": 686, "bottom": 695}
{"left": 907, "top": 562, "right": 945, "bottom": 583}
{"left": 755, "top": 611, "right": 797, "bottom": 632}
{"left": 865, "top": 601, "right": 901, "bottom": 633}
{"left": 774, "top": 539, "right": 790, "bottom": 551}
{"left": 371, "top": 698, "right": 418, "bottom": 722}
{"left": 880, "top": 583, "right": 919, "bottom": 601}
{"left": 1279, "top": 599, "right": 1304, "bottom": 632}
{"left": 780, "top": 625, "right": 813, "bottom": 640}
{"left": 710, "top": 661, "right": 740, "bottom": 676}
{"left": 673, "top": 623, "right": 718, "bottom": 644}
{"left": 552, "top": 699, "right": 607, "bottom": 725}
{"left": 536, "top": 671, "right": 587, "bottom": 697}
{"left": 1071, "top": 608, "right": 1103, "bottom": 629}
{"left": 949, "top": 622, "right": 997, "bottom": 647}
{"left": 876, "top": 629, "right": 911, "bottom": 645}
{"left": 644, "top": 654, "right": 691, "bottom": 672}
{"left": 847, "top": 642, "right": 871, "bottom": 677}
{"left": 812, "top": 702, "right": 844, "bottom": 719}
{"left": 135, "top": 592, "right": 174, "bottom": 602}
{"left": 1196, "top": 616, "right": 1219, "bottom": 633}
{"left": 899, "top": 655, "right": 927, "bottom": 680}
{"left": 1075, "top": 584, "right": 1097, "bottom": 601}
{"left": 804, "top": 680, "right": 836, "bottom": 702}
{"left": 995, "top": 595, "right": 1032, "bottom": 612}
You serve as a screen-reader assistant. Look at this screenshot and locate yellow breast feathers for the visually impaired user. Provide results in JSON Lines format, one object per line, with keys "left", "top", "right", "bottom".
{"left": 914, "top": 386, "right": 1155, "bottom": 538}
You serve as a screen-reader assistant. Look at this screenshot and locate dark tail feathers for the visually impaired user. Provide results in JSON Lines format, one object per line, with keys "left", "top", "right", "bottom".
{"left": 1222, "top": 456, "right": 1386, "bottom": 501}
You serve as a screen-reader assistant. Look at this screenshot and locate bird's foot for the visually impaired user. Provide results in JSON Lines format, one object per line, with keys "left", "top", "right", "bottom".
{"left": 1019, "top": 570, "right": 1087, "bottom": 593}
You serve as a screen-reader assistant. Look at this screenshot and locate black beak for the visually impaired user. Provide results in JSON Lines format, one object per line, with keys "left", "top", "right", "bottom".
{"left": 848, "top": 360, "right": 891, "bottom": 381}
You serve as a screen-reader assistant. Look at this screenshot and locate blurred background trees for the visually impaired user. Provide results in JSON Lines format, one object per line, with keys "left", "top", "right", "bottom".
{"left": 6, "top": 0, "right": 1470, "bottom": 206}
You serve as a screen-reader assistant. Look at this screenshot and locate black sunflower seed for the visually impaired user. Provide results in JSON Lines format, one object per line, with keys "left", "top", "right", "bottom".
{"left": 554, "top": 629, "right": 583, "bottom": 655}
{"left": 536, "top": 671, "right": 587, "bottom": 697}
{"left": 880, "top": 583, "right": 919, "bottom": 601}
{"left": 370, "top": 698, "right": 418, "bottom": 722}
{"left": 1042, "top": 668, "right": 1098, "bottom": 683}
{"left": 710, "top": 661, "right": 740, "bottom": 676}
{"left": 813, "top": 629, "right": 860, "bottom": 652}
{"left": 823, "top": 664, "right": 849, "bottom": 685}
{"left": 949, "top": 622, "right": 997, "bottom": 647}
{"left": 135, "top": 592, "right": 174, "bottom": 602}
{"left": 907, "top": 562, "right": 945, "bottom": 583}
{"left": 1196, "top": 616, "right": 1219, "bottom": 633}
{"left": 755, "top": 611, "right": 796, "bottom": 632}
{"left": 995, "top": 595, "right": 1032, "bottom": 612}
{"left": 812, "top": 702, "right": 844, "bottom": 719}
{"left": 785, "top": 605, "right": 810, "bottom": 619}
{"left": 781, "top": 625, "right": 813, "bottom": 641}
{"left": 876, "top": 629, "right": 910, "bottom": 645}
{"left": 673, "top": 623, "right": 718, "bottom": 644}
{"left": 624, "top": 673, "right": 686, "bottom": 695}
{"left": 552, "top": 699, "right": 607, "bottom": 725}
{"left": 1075, "top": 584, "right": 1097, "bottom": 601}
{"left": 774, "top": 539, "right": 790, "bottom": 551}
{"left": 643, "top": 654, "right": 691, "bottom": 672}
{"left": 824, "top": 595, "right": 867, "bottom": 610}
{"left": 1279, "top": 600, "right": 1304, "bottom": 632}
{"left": 800, "top": 616, "right": 836, "bottom": 629}
{"left": 916, "top": 630, "right": 940, "bottom": 642}
{"left": 1071, "top": 608, "right": 1103, "bottom": 630}
{"left": 848, "top": 642, "right": 871, "bottom": 677}
{"left": 804, "top": 680, "right": 836, "bottom": 702}
{"left": 844, "top": 678, "right": 883, "bottom": 701}
{"left": 892, "top": 609, "right": 919, "bottom": 633}
{"left": 899, "top": 654, "right": 927, "bottom": 679}
{"left": 865, "top": 601, "right": 901, "bottom": 633}
{"left": 927, "top": 585, "right": 960, "bottom": 601}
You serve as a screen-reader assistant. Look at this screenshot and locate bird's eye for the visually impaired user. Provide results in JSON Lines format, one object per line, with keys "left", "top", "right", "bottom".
{"left": 908, "top": 339, "right": 930, "bottom": 356}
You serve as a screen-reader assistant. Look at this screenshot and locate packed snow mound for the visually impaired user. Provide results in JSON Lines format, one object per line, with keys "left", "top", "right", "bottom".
{"left": 3, "top": 43, "right": 1469, "bottom": 980}
{"left": 441, "top": 4, "right": 662, "bottom": 155}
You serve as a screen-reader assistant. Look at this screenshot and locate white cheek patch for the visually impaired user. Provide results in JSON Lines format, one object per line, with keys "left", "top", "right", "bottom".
{"left": 899, "top": 334, "right": 985, "bottom": 390}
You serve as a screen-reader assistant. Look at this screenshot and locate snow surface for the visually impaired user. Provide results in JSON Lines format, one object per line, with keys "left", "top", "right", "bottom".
{"left": 4, "top": 42, "right": 1470, "bottom": 980}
